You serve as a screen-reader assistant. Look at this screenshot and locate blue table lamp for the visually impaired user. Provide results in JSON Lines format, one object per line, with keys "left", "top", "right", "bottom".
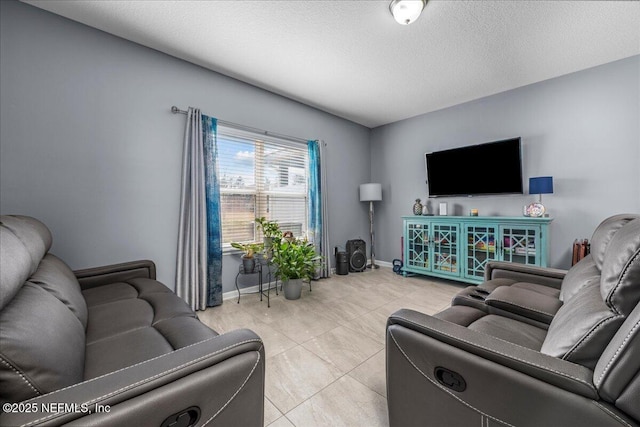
{"left": 527, "top": 176, "right": 553, "bottom": 217}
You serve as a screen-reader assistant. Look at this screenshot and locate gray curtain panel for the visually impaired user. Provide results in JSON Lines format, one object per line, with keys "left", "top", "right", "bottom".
{"left": 176, "top": 107, "right": 208, "bottom": 311}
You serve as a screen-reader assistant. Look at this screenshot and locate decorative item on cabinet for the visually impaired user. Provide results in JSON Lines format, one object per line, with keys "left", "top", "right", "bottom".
{"left": 413, "top": 198, "right": 423, "bottom": 215}
{"left": 526, "top": 176, "right": 554, "bottom": 217}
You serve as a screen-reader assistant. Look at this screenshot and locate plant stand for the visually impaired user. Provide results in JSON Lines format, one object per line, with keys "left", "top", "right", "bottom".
{"left": 235, "top": 262, "right": 271, "bottom": 308}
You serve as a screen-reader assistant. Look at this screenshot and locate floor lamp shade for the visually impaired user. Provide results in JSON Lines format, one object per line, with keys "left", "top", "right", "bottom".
{"left": 360, "top": 183, "right": 382, "bottom": 202}
{"left": 360, "top": 183, "right": 382, "bottom": 269}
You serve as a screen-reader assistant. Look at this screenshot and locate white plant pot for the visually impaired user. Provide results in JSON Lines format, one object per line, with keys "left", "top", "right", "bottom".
{"left": 283, "top": 278, "right": 303, "bottom": 300}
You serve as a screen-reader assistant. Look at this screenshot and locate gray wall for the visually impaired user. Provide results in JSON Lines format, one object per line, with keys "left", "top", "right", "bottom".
{"left": 0, "top": 0, "right": 372, "bottom": 293}
{"left": 371, "top": 55, "right": 640, "bottom": 269}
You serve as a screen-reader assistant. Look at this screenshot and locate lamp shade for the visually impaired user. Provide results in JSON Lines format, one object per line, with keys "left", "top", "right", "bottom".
{"left": 360, "top": 183, "right": 382, "bottom": 202}
{"left": 529, "top": 176, "right": 554, "bottom": 195}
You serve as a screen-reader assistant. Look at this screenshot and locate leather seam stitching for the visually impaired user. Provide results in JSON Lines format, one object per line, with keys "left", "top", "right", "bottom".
{"left": 596, "top": 318, "right": 640, "bottom": 385}
{"left": 21, "top": 336, "right": 260, "bottom": 402}
{"left": 591, "top": 402, "right": 633, "bottom": 427}
{"left": 201, "top": 351, "right": 262, "bottom": 426}
{"left": 23, "top": 338, "right": 262, "bottom": 425}
{"left": 606, "top": 250, "right": 640, "bottom": 315}
{"left": 388, "top": 328, "right": 514, "bottom": 427}
{"left": 563, "top": 315, "right": 620, "bottom": 359}
{"left": 486, "top": 298, "right": 555, "bottom": 317}
{"left": 392, "top": 315, "right": 596, "bottom": 392}
{"left": 0, "top": 355, "right": 41, "bottom": 396}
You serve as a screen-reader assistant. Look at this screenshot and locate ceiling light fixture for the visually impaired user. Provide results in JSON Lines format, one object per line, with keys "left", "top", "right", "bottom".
{"left": 389, "top": 0, "right": 426, "bottom": 25}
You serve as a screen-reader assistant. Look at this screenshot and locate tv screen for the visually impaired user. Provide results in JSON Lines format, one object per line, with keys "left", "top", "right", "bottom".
{"left": 425, "top": 137, "right": 523, "bottom": 198}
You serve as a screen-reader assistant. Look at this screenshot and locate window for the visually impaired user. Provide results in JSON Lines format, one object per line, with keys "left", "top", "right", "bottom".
{"left": 217, "top": 125, "right": 308, "bottom": 249}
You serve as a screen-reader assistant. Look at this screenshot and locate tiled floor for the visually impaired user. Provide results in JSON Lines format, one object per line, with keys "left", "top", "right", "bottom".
{"left": 198, "top": 267, "right": 464, "bottom": 426}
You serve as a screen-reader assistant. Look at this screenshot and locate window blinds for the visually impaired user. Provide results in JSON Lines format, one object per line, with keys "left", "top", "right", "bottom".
{"left": 217, "top": 126, "right": 308, "bottom": 247}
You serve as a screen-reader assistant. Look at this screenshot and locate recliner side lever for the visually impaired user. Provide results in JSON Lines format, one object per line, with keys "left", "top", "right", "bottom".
{"left": 434, "top": 367, "right": 467, "bottom": 392}
{"left": 160, "top": 406, "right": 201, "bottom": 427}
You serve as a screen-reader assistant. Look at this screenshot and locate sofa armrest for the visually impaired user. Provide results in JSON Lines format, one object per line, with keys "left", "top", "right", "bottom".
{"left": 0, "top": 329, "right": 265, "bottom": 427}
{"left": 484, "top": 261, "right": 567, "bottom": 289}
{"left": 74, "top": 260, "right": 157, "bottom": 290}
{"left": 485, "top": 286, "right": 563, "bottom": 324}
{"left": 386, "top": 309, "right": 639, "bottom": 427}
{"left": 387, "top": 309, "right": 595, "bottom": 397}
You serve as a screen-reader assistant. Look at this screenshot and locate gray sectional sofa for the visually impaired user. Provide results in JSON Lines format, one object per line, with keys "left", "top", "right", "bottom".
{"left": 387, "top": 213, "right": 640, "bottom": 426}
{"left": 0, "top": 215, "right": 265, "bottom": 426}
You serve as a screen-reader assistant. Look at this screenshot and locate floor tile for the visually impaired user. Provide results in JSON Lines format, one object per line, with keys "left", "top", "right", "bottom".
{"left": 264, "top": 397, "right": 283, "bottom": 426}
{"left": 306, "top": 297, "right": 370, "bottom": 323}
{"left": 241, "top": 295, "right": 303, "bottom": 325}
{"left": 267, "top": 416, "right": 295, "bottom": 427}
{"left": 349, "top": 350, "right": 387, "bottom": 397}
{"left": 375, "top": 297, "right": 435, "bottom": 318}
{"left": 341, "top": 310, "right": 389, "bottom": 344}
{"left": 198, "top": 304, "right": 258, "bottom": 333}
{"left": 341, "top": 288, "right": 393, "bottom": 311}
{"left": 285, "top": 375, "right": 389, "bottom": 427}
{"left": 199, "top": 267, "right": 465, "bottom": 426}
{"left": 265, "top": 346, "right": 343, "bottom": 414}
{"left": 268, "top": 308, "right": 339, "bottom": 344}
{"left": 302, "top": 325, "right": 384, "bottom": 372}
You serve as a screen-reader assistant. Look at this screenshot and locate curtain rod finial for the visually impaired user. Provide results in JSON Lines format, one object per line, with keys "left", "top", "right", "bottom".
{"left": 171, "top": 106, "right": 180, "bottom": 114}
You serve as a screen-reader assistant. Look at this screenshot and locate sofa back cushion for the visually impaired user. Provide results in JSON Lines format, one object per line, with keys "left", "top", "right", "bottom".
{"left": 541, "top": 281, "right": 624, "bottom": 369}
{"left": 590, "top": 214, "right": 638, "bottom": 270}
{"left": 559, "top": 254, "right": 599, "bottom": 302}
{"left": 0, "top": 284, "right": 86, "bottom": 404}
{"left": 29, "top": 254, "right": 88, "bottom": 328}
{"left": 599, "top": 218, "right": 640, "bottom": 316}
{"left": 594, "top": 302, "right": 640, "bottom": 421}
{"left": 0, "top": 215, "right": 87, "bottom": 404}
{"left": 0, "top": 216, "right": 52, "bottom": 310}
{"left": 543, "top": 216, "right": 640, "bottom": 370}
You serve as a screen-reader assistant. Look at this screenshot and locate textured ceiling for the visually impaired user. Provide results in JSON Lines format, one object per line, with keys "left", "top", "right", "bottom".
{"left": 22, "top": 1, "right": 640, "bottom": 128}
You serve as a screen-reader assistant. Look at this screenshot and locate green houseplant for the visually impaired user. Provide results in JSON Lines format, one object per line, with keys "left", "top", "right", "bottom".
{"left": 271, "top": 236, "right": 322, "bottom": 300}
{"left": 255, "top": 217, "right": 282, "bottom": 254}
{"left": 230, "top": 241, "right": 263, "bottom": 273}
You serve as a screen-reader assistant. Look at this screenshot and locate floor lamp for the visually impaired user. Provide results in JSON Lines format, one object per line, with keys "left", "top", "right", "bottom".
{"left": 359, "top": 183, "right": 382, "bottom": 269}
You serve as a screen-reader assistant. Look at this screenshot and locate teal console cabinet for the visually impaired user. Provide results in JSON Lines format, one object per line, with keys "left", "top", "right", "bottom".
{"left": 402, "top": 216, "right": 552, "bottom": 284}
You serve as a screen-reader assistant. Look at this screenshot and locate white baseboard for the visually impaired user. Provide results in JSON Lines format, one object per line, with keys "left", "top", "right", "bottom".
{"left": 374, "top": 260, "right": 392, "bottom": 268}
{"left": 223, "top": 262, "right": 392, "bottom": 300}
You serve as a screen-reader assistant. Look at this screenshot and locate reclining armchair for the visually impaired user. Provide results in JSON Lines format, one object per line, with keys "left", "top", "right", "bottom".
{"left": 1, "top": 215, "right": 265, "bottom": 426}
{"left": 387, "top": 214, "right": 640, "bottom": 426}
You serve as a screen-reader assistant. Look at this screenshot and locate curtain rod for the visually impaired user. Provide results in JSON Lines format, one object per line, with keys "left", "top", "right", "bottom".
{"left": 171, "top": 106, "right": 310, "bottom": 145}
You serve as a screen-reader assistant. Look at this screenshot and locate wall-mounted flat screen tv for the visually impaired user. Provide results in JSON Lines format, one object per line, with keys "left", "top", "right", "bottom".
{"left": 425, "top": 137, "right": 523, "bottom": 198}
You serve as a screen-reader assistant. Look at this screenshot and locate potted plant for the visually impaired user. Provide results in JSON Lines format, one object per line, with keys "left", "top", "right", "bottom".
{"left": 271, "top": 236, "right": 322, "bottom": 300}
{"left": 255, "top": 217, "right": 282, "bottom": 254}
{"left": 230, "top": 241, "right": 263, "bottom": 273}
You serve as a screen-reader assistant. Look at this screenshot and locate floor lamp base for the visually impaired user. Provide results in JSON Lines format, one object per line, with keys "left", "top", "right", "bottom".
{"left": 367, "top": 264, "right": 380, "bottom": 269}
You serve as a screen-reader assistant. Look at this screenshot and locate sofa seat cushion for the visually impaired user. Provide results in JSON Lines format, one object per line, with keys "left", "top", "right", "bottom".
{"left": 83, "top": 278, "right": 218, "bottom": 380}
{"left": 434, "top": 305, "right": 486, "bottom": 326}
{"left": 434, "top": 306, "right": 547, "bottom": 350}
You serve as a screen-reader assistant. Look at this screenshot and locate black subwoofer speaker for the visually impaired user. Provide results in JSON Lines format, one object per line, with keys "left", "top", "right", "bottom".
{"left": 346, "top": 239, "right": 367, "bottom": 272}
{"left": 336, "top": 251, "right": 349, "bottom": 275}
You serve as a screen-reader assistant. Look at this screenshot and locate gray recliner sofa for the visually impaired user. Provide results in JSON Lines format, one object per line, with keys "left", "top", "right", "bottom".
{"left": 386, "top": 213, "right": 640, "bottom": 426}
{"left": 0, "top": 215, "right": 265, "bottom": 426}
